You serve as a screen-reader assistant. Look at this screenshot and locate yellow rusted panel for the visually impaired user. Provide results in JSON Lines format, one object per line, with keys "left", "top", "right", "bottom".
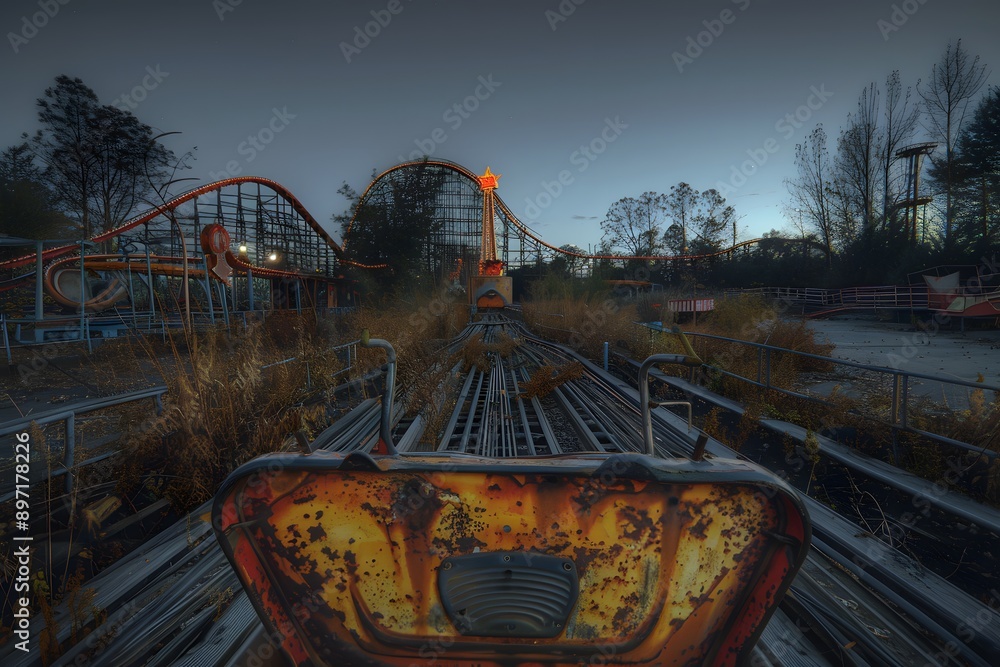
{"left": 216, "top": 453, "right": 807, "bottom": 665}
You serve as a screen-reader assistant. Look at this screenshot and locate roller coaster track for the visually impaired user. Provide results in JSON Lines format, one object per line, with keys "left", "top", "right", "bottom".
{"left": 345, "top": 158, "right": 825, "bottom": 264}
{"left": 3, "top": 319, "right": 999, "bottom": 665}
{"left": 0, "top": 177, "right": 345, "bottom": 273}
{"left": 39, "top": 250, "right": 318, "bottom": 311}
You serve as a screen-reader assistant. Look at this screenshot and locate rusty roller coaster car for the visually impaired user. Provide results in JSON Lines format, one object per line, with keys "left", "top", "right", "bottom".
{"left": 212, "top": 333, "right": 810, "bottom": 666}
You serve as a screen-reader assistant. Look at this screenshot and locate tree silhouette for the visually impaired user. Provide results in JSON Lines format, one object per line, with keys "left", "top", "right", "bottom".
{"left": 0, "top": 143, "right": 73, "bottom": 242}
{"left": 920, "top": 40, "right": 989, "bottom": 244}
{"left": 335, "top": 161, "right": 446, "bottom": 288}
{"left": 25, "top": 75, "right": 175, "bottom": 239}
{"left": 951, "top": 86, "right": 1000, "bottom": 247}
{"left": 600, "top": 191, "right": 668, "bottom": 256}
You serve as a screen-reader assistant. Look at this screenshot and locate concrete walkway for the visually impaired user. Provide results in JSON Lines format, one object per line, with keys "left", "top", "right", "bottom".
{"left": 805, "top": 315, "right": 1000, "bottom": 408}
{"left": 807, "top": 316, "right": 1000, "bottom": 380}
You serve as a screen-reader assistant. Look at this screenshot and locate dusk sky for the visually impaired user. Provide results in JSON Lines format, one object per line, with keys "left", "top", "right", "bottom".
{"left": 3, "top": 0, "right": 999, "bottom": 251}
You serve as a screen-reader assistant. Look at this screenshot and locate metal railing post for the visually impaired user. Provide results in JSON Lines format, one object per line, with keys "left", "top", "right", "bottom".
{"left": 360, "top": 330, "right": 398, "bottom": 455}
{"left": 638, "top": 353, "right": 702, "bottom": 456}
{"left": 65, "top": 413, "right": 75, "bottom": 496}
{"left": 890, "top": 373, "right": 900, "bottom": 425}
{"left": 35, "top": 240, "right": 44, "bottom": 325}
{"left": 79, "top": 240, "right": 86, "bottom": 345}
{"left": 247, "top": 268, "right": 255, "bottom": 312}
{"left": 2, "top": 313, "right": 10, "bottom": 366}
{"left": 900, "top": 374, "right": 909, "bottom": 429}
{"left": 145, "top": 246, "right": 154, "bottom": 330}
{"left": 891, "top": 373, "right": 902, "bottom": 464}
{"left": 217, "top": 280, "right": 230, "bottom": 330}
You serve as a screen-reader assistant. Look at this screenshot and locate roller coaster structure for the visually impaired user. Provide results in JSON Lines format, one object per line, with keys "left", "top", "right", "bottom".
{"left": 2, "top": 160, "right": 825, "bottom": 321}
{"left": 1, "top": 177, "right": 360, "bottom": 317}
{"left": 342, "top": 159, "right": 782, "bottom": 287}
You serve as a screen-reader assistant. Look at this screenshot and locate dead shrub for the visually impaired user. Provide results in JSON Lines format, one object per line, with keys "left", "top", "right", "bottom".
{"left": 520, "top": 362, "right": 583, "bottom": 400}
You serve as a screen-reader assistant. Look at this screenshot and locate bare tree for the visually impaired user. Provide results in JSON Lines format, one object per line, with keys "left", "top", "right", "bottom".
{"left": 690, "top": 189, "right": 735, "bottom": 252}
{"left": 826, "top": 172, "right": 863, "bottom": 247}
{"left": 26, "top": 75, "right": 175, "bottom": 239}
{"left": 881, "top": 70, "right": 921, "bottom": 224}
{"left": 835, "top": 82, "right": 884, "bottom": 232}
{"left": 600, "top": 191, "right": 668, "bottom": 256}
{"left": 91, "top": 105, "right": 173, "bottom": 235}
{"left": 919, "top": 39, "right": 989, "bottom": 243}
{"left": 787, "top": 125, "right": 834, "bottom": 266}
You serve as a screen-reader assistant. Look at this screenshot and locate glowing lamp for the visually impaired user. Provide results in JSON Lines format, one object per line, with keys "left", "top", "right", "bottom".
{"left": 477, "top": 166, "right": 500, "bottom": 191}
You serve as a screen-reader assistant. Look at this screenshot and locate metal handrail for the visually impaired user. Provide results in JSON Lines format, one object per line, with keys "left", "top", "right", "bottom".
{"left": 666, "top": 327, "right": 1000, "bottom": 393}
{"left": 360, "top": 330, "right": 398, "bottom": 455}
{"left": 725, "top": 285, "right": 930, "bottom": 309}
{"left": 0, "top": 385, "right": 167, "bottom": 500}
{"left": 639, "top": 322, "right": 1000, "bottom": 462}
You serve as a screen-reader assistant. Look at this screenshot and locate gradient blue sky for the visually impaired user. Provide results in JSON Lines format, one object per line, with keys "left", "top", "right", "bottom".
{"left": 3, "top": 0, "right": 998, "bottom": 250}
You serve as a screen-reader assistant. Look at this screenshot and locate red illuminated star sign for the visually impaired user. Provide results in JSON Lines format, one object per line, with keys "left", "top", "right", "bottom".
{"left": 478, "top": 166, "right": 500, "bottom": 191}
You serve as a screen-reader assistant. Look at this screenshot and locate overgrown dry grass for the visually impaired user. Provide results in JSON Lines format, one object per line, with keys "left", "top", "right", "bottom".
{"left": 351, "top": 295, "right": 556, "bottom": 447}
{"left": 115, "top": 294, "right": 472, "bottom": 498}
{"left": 458, "top": 331, "right": 521, "bottom": 372}
{"left": 689, "top": 296, "right": 835, "bottom": 399}
{"left": 115, "top": 314, "right": 343, "bottom": 510}
{"left": 343, "top": 296, "right": 468, "bottom": 418}
{"left": 523, "top": 293, "right": 833, "bottom": 384}
{"left": 522, "top": 290, "right": 1000, "bottom": 503}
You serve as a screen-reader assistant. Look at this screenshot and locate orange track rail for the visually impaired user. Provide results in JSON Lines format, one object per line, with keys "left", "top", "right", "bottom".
{"left": 0, "top": 176, "right": 385, "bottom": 276}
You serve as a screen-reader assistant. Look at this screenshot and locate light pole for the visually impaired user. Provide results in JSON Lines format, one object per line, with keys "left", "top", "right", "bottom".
{"left": 238, "top": 244, "right": 254, "bottom": 311}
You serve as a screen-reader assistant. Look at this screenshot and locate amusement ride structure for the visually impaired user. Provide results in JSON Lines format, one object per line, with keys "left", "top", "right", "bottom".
{"left": 2, "top": 158, "right": 997, "bottom": 345}
{"left": 0, "top": 176, "right": 358, "bottom": 340}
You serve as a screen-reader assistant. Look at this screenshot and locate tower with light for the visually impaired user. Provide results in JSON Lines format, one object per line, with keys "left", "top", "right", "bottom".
{"left": 470, "top": 166, "right": 513, "bottom": 310}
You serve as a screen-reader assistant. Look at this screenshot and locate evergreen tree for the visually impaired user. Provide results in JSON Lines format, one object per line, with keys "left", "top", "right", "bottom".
{"left": 335, "top": 161, "right": 446, "bottom": 288}
{"left": 951, "top": 86, "right": 1000, "bottom": 247}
